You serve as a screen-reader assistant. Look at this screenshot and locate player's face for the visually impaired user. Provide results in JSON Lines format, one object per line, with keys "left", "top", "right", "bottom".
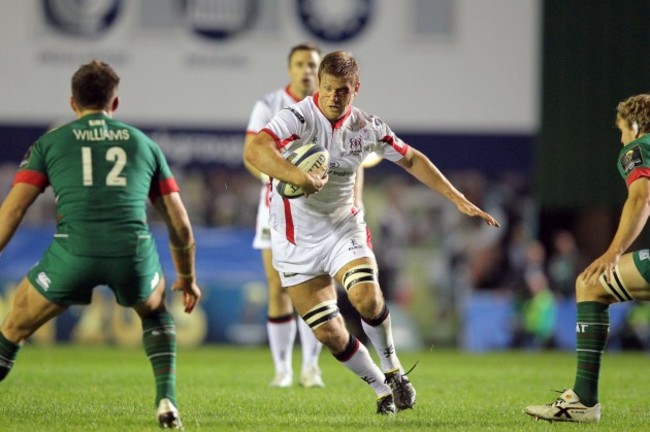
{"left": 617, "top": 117, "right": 638, "bottom": 146}
{"left": 318, "top": 73, "right": 359, "bottom": 122}
{"left": 288, "top": 50, "right": 320, "bottom": 98}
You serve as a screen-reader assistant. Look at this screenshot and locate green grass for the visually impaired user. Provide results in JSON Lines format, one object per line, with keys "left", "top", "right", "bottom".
{"left": 1, "top": 345, "right": 650, "bottom": 431}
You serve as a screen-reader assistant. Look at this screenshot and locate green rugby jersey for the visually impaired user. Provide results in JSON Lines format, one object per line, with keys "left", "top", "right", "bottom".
{"left": 618, "top": 135, "right": 650, "bottom": 188}
{"left": 14, "top": 113, "right": 179, "bottom": 257}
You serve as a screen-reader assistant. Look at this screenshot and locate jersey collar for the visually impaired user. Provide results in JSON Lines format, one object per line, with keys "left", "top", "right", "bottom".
{"left": 312, "top": 92, "right": 352, "bottom": 130}
{"left": 284, "top": 85, "right": 302, "bottom": 103}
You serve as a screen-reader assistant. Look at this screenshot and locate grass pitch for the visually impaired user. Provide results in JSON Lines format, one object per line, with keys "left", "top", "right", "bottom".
{"left": 1, "top": 345, "right": 649, "bottom": 431}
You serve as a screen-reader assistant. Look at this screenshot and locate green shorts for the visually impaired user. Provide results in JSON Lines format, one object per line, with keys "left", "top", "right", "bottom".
{"left": 633, "top": 249, "right": 650, "bottom": 284}
{"left": 27, "top": 236, "right": 163, "bottom": 307}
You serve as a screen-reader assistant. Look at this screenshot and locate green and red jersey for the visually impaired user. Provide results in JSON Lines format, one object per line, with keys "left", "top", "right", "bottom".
{"left": 618, "top": 135, "right": 650, "bottom": 187}
{"left": 14, "top": 113, "right": 179, "bottom": 257}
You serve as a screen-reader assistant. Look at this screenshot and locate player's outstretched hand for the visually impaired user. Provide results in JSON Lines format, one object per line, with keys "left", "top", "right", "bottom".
{"left": 302, "top": 172, "right": 329, "bottom": 197}
{"left": 172, "top": 279, "right": 202, "bottom": 313}
{"left": 456, "top": 201, "right": 501, "bottom": 227}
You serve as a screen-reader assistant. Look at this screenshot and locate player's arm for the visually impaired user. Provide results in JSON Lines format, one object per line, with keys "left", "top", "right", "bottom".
{"left": 395, "top": 146, "right": 500, "bottom": 227}
{"left": 242, "top": 133, "right": 268, "bottom": 181}
{"left": 0, "top": 183, "right": 41, "bottom": 254}
{"left": 244, "top": 130, "right": 325, "bottom": 195}
{"left": 152, "top": 192, "right": 201, "bottom": 313}
{"left": 581, "top": 176, "right": 650, "bottom": 284}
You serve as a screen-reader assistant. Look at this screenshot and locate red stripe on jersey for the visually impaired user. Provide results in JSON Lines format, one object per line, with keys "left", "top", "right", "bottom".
{"left": 279, "top": 134, "right": 300, "bottom": 150}
{"left": 284, "top": 85, "right": 301, "bottom": 103}
{"left": 366, "top": 226, "right": 374, "bottom": 251}
{"left": 382, "top": 135, "right": 409, "bottom": 156}
{"left": 260, "top": 128, "right": 285, "bottom": 150}
{"left": 283, "top": 198, "right": 296, "bottom": 244}
{"left": 13, "top": 170, "right": 48, "bottom": 189}
{"left": 264, "top": 182, "right": 272, "bottom": 207}
{"left": 149, "top": 177, "right": 180, "bottom": 201}
{"left": 626, "top": 167, "right": 650, "bottom": 187}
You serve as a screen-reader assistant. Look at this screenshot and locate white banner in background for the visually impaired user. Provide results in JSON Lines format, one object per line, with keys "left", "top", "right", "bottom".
{"left": 0, "top": 0, "right": 540, "bottom": 133}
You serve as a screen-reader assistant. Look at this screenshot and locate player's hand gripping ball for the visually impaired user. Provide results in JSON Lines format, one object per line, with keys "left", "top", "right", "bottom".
{"left": 273, "top": 143, "right": 329, "bottom": 198}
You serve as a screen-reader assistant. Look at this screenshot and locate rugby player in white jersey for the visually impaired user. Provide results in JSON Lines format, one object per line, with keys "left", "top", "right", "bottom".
{"left": 242, "top": 43, "right": 326, "bottom": 388}
{"left": 244, "top": 50, "right": 500, "bottom": 414}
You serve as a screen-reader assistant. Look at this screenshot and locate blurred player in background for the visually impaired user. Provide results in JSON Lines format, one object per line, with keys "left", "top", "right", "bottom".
{"left": 244, "top": 50, "right": 499, "bottom": 414}
{"left": 0, "top": 60, "right": 201, "bottom": 429}
{"left": 243, "top": 42, "right": 329, "bottom": 388}
{"left": 525, "top": 94, "right": 650, "bottom": 423}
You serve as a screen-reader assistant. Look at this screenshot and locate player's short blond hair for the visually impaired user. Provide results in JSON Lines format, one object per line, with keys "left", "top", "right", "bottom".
{"left": 616, "top": 94, "right": 650, "bottom": 134}
{"left": 318, "top": 51, "right": 359, "bottom": 84}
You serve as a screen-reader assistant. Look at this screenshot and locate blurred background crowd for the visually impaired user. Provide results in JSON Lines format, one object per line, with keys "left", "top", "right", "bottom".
{"left": 3, "top": 0, "right": 650, "bottom": 350}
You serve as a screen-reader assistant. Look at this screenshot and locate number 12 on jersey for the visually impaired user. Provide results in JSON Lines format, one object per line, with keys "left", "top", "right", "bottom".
{"left": 81, "top": 146, "right": 127, "bottom": 187}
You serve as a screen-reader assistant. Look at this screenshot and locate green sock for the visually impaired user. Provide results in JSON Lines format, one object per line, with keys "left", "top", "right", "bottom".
{"left": 573, "top": 301, "right": 609, "bottom": 407}
{"left": 0, "top": 331, "right": 20, "bottom": 382}
{"left": 142, "top": 312, "right": 177, "bottom": 407}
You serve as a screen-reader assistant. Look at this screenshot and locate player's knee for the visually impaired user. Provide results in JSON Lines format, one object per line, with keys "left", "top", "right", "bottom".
{"left": 575, "top": 274, "right": 618, "bottom": 304}
{"left": 301, "top": 300, "right": 345, "bottom": 349}
{"left": 348, "top": 286, "right": 384, "bottom": 317}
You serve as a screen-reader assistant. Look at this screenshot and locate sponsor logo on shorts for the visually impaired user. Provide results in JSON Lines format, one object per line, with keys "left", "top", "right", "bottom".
{"left": 640, "top": 250, "right": 650, "bottom": 261}
{"left": 283, "top": 272, "right": 298, "bottom": 278}
{"left": 151, "top": 272, "right": 160, "bottom": 290}
{"left": 36, "top": 272, "right": 51, "bottom": 291}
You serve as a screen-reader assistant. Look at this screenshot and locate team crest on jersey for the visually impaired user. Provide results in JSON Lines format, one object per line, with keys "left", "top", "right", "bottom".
{"left": 621, "top": 145, "right": 644, "bottom": 175}
{"left": 348, "top": 135, "right": 363, "bottom": 155}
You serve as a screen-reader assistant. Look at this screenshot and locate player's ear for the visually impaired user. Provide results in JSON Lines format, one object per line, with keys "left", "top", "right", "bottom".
{"left": 354, "top": 81, "right": 361, "bottom": 95}
{"left": 69, "top": 97, "right": 77, "bottom": 114}
{"left": 633, "top": 121, "right": 640, "bottom": 137}
{"left": 111, "top": 96, "right": 119, "bottom": 113}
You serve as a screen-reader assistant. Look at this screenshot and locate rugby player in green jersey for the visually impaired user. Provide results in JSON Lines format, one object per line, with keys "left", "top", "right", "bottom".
{"left": 0, "top": 60, "right": 201, "bottom": 429}
{"left": 526, "top": 94, "right": 650, "bottom": 423}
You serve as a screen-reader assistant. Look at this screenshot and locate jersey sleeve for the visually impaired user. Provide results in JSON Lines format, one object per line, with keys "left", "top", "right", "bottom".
{"left": 262, "top": 105, "right": 306, "bottom": 151}
{"left": 148, "top": 143, "right": 180, "bottom": 201}
{"left": 620, "top": 143, "right": 650, "bottom": 187}
{"left": 13, "top": 141, "right": 49, "bottom": 190}
{"left": 368, "top": 116, "right": 409, "bottom": 162}
{"left": 246, "top": 99, "right": 274, "bottom": 135}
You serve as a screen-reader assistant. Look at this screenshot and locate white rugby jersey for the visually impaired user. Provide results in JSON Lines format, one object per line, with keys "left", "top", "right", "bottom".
{"left": 262, "top": 92, "right": 409, "bottom": 245}
{"left": 246, "top": 85, "right": 302, "bottom": 186}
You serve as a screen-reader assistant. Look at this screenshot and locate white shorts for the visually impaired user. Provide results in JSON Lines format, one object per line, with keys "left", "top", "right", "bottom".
{"left": 271, "top": 219, "right": 376, "bottom": 287}
{"left": 252, "top": 183, "right": 272, "bottom": 250}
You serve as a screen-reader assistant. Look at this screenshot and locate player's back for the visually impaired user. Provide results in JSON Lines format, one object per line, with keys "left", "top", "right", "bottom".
{"left": 35, "top": 114, "right": 163, "bottom": 257}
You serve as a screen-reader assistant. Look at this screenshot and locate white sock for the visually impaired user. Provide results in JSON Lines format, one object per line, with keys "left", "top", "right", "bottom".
{"left": 339, "top": 338, "right": 391, "bottom": 397}
{"left": 267, "top": 317, "right": 296, "bottom": 375}
{"left": 297, "top": 317, "right": 322, "bottom": 373}
{"left": 361, "top": 312, "right": 400, "bottom": 372}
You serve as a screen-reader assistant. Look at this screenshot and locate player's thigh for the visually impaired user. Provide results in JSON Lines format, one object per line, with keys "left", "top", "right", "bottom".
{"left": 609, "top": 251, "right": 650, "bottom": 301}
{"left": 286, "top": 275, "right": 337, "bottom": 316}
{"left": 334, "top": 256, "right": 383, "bottom": 309}
{"left": 287, "top": 275, "right": 348, "bottom": 347}
{"left": 1, "top": 277, "right": 66, "bottom": 341}
{"left": 105, "top": 244, "right": 165, "bottom": 308}
{"left": 26, "top": 240, "right": 99, "bottom": 306}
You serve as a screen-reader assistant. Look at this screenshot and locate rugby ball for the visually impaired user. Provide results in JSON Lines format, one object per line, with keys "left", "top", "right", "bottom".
{"left": 273, "top": 143, "right": 329, "bottom": 198}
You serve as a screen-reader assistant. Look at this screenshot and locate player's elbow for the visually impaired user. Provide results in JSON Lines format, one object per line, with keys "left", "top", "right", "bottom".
{"left": 243, "top": 144, "right": 259, "bottom": 170}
